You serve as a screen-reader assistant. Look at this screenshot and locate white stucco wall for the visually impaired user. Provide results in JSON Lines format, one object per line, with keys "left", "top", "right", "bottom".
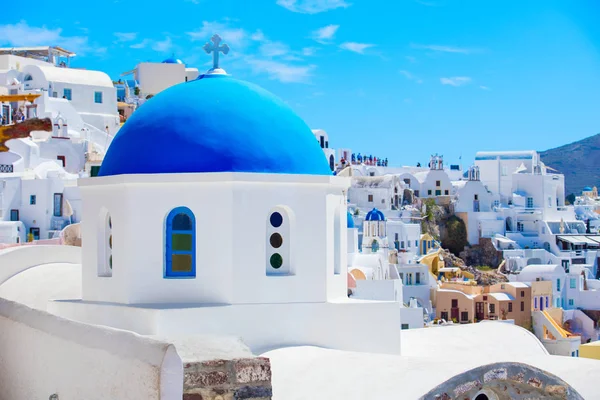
{"left": 79, "top": 173, "right": 349, "bottom": 305}
{"left": 136, "top": 63, "right": 187, "bottom": 96}
{"left": 51, "top": 299, "right": 402, "bottom": 355}
{"left": 0, "top": 297, "right": 183, "bottom": 400}
{"left": 400, "top": 306, "right": 424, "bottom": 329}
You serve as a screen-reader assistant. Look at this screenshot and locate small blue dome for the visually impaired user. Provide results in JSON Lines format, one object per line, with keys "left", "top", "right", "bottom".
{"left": 347, "top": 211, "right": 355, "bottom": 228}
{"left": 365, "top": 208, "right": 386, "bottom": 221}
{"left": 99, "top": 75, "right": 331, "bottom": 176}
{"left": 583, "top": 186, "right": 593, "bottom": 191}
{"left": 162, "top": 57, "right": 184, "bottom": 64}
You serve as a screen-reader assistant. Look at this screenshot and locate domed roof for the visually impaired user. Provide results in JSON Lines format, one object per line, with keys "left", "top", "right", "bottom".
{"left": 583, "top": 186, "right": 593, "bottom": 191}
{"left": 99, "top": 74, "right": 331, "bottom": 176}
{"left": 365, "top": 208, "right": 385, "bottom": 221}
{"left": 162, "top": 56, "right": 184, "bottom": 64}
{"left": 347, "top": 211, "right": 355, "bottom": 228}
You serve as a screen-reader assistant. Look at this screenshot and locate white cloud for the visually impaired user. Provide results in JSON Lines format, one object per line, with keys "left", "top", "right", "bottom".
{"left": 399, "top": 70, "right": 423, "bottom": 83}
{"left": 0, "top": 21, "right": 89, "bottom": 53}
{"left": 411, "top": 43, "right": 477, "bottom": 54}
{"left": 312, "top": 24, "right": 339, "bottom": 43}
{"left": 440, "top": 76, "right": 471, "bottom": 86}
{"left": 276, "top": 0, "right": 350, "bottom": 14}
{"left": 405, "top": 55, "right": 417, "bottom": 63}
{"left": 130, "top": 39, "right": 151, "bottom": 49}
{"left": 152, "top": 37, "right": 173, "bottom": 52}
{"left": 114, "top": 32, "right": 137, "bottom": 42}
{"left": 259, "top": 41, "right": 290, "bottom": 57}
{"left": 187, "top": 21, "right": 247, "bottom": 49}
{"left": 245, "top": 57, "right": 315, "bottom": 83}
{"left": 302, "top": 47, "right": 317, "bottom": 56}
{"left": 339, "top": 42, "right": 374, "bottom": 54}
{"left": 186, "top": 20, "right": 315, "bottom": 84}
{"left": 251, "top": 30, "right": 265, "bottom": 41}
{"left": 479, "top": 85, "right": 490, "bottom": 90}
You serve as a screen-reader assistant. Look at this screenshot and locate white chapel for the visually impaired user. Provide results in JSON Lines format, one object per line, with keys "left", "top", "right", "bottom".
{"left": 49, "top": 35, "right": 400, "bottom": 355}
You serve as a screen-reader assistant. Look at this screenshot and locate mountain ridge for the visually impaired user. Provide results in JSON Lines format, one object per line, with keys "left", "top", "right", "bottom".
{"left": 539, "top": 133, "right": 600, "bottom": 196}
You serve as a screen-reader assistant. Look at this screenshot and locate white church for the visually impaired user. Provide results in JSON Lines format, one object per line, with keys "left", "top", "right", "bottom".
{"left": 48, "top": 35, "right": 400, "bottom": 355}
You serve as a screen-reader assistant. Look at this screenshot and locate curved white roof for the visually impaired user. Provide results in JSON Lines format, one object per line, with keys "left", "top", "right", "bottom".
{"left": 0, "top": 262, "right": 81, "bottom": 311}
{"left": 264, "top": 323, "right": 598, "bottom": 399}
{"left": 27, "top": 65, "right": 114, "bottom": 88}
{"left": 489, "top": 292, "right": 514, "bottom": 301}
{"left": 517, "top": 264, "right": 563, "bottom": 282}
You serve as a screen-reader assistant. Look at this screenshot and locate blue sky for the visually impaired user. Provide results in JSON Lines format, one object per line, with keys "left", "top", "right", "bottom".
{"left": 1, "top": 0, "right": 599, "bottom": 167}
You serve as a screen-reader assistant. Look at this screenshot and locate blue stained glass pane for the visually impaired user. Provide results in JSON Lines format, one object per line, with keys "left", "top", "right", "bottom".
{"left": 270, "top": 212, "right": 283, "bottom": 228}
{"left": 172, "top": 213, "right": 192, "bottom": 230}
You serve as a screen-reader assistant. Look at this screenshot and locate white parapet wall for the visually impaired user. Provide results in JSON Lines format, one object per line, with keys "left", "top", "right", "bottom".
{"left": 0, "top": 297, "right": 183, "bottom": 400}
{"left": 0, "top": 245, "right": 81, "bottom": 285}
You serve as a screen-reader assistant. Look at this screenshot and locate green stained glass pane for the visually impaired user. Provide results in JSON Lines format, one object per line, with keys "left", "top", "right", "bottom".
{"left": 270, "top": 253, "right": 283, "bottom": 269}
{"left": 171, "top": 254, "right": 192, "bottom": 272}
{"left": 172, "top": 234, "right": 192, "bottom": 251}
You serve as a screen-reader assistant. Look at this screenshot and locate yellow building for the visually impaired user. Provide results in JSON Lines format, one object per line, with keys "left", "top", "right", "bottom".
{"left": 419, "top": 233, "right": 439, "bottom": 255}
{"left": 418, "top": 248, "right": 444, "bottom": 276}
{"left": 579, "top": 341, "right": 600, "bottom": 360}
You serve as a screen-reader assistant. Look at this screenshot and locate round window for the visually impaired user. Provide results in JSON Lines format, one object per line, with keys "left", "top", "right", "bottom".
{"left": 270, "top": 233, "right": 283, "bottom": 248}
{"left": 270, "top": 212, "right": 283, "bottom": 228}
{"left": 270, "top": 253, "right": 283, "bottom": 269}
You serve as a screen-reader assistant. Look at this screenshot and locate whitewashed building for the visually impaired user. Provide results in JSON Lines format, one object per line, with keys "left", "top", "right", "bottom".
{"left": 121, "top": 55, "right": 200, "bottom": 98}
{"left": 47, "top": 43, "right": 400, "bottom": 355}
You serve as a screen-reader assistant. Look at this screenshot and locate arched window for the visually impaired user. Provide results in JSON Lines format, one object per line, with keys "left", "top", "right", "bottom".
{"left": 266, "top": 207, "right": 293, "bottom": 275}
{"left": 24, "top": 74, "right": 33, "bottom": 81}
{"left": 165, "top": 207, "right": 196, "bottom": 278}
{"left": 98, "top": 209, "right": 112, "bottom": 277}
{"left": 371, "top": 239, "right": 379, "bottom": 253}
{"left": 329, "top": 155, "right": 335, "bottom": 171}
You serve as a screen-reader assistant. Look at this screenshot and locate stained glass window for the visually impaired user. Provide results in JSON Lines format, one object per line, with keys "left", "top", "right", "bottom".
{"left": 165, "top": 207, "right": 195, "bottom": 278}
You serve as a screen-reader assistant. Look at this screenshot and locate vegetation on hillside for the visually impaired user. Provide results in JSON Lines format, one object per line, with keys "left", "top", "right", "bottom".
{"left": 442, "top": 216, "right": 468, "bottom": 256}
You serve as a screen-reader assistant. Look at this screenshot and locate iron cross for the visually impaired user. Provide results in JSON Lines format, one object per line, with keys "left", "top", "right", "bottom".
{"left": 203, "top": 34, "right": 230, "bottom": 70}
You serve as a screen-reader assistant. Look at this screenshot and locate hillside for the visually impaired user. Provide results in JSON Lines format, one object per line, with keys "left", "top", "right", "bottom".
{"left": 539, "top": 133, "right": 600, "bottom": 196}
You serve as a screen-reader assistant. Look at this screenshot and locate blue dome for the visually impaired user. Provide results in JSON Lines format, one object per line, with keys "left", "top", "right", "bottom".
{"left": 365, "top": 208, "right": 386, "bottom": 221}
{"left": 583, "top": 186, "right": 593, "bottom": 191}
{"left": 99, "top": 75, "right": 331, "bottom": 176}
{"left": 162, "top": 57, "right": 183, "bottom": 64}
{"left": 347, "top": 211, "right": 355, "bottom": 228}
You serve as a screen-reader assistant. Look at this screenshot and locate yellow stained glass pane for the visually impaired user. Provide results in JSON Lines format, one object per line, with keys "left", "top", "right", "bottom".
{"left": 171, "top": 254, "right": 192, "bottom": 272}
{"left": 172, "top": 234, "right": 192, "bottom": 251}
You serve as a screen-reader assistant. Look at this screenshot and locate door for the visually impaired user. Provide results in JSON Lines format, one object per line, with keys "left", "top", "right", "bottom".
{"left": 30, "top": 227, "right": 40, "bottom": 241}
{"left": 10, "top": 209, "right": 19, "bottom": 221}
{"left": 53, "top": 193, "right": 63, "bottom": 217}
{"left": 476, "top": 302, "right": 485, "bottom": 321}
{"left": 57, "top": 155, "right": 66, "bottom": 167}
{"left": 451, "top": 299, "right": 459, "bottom": 321}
